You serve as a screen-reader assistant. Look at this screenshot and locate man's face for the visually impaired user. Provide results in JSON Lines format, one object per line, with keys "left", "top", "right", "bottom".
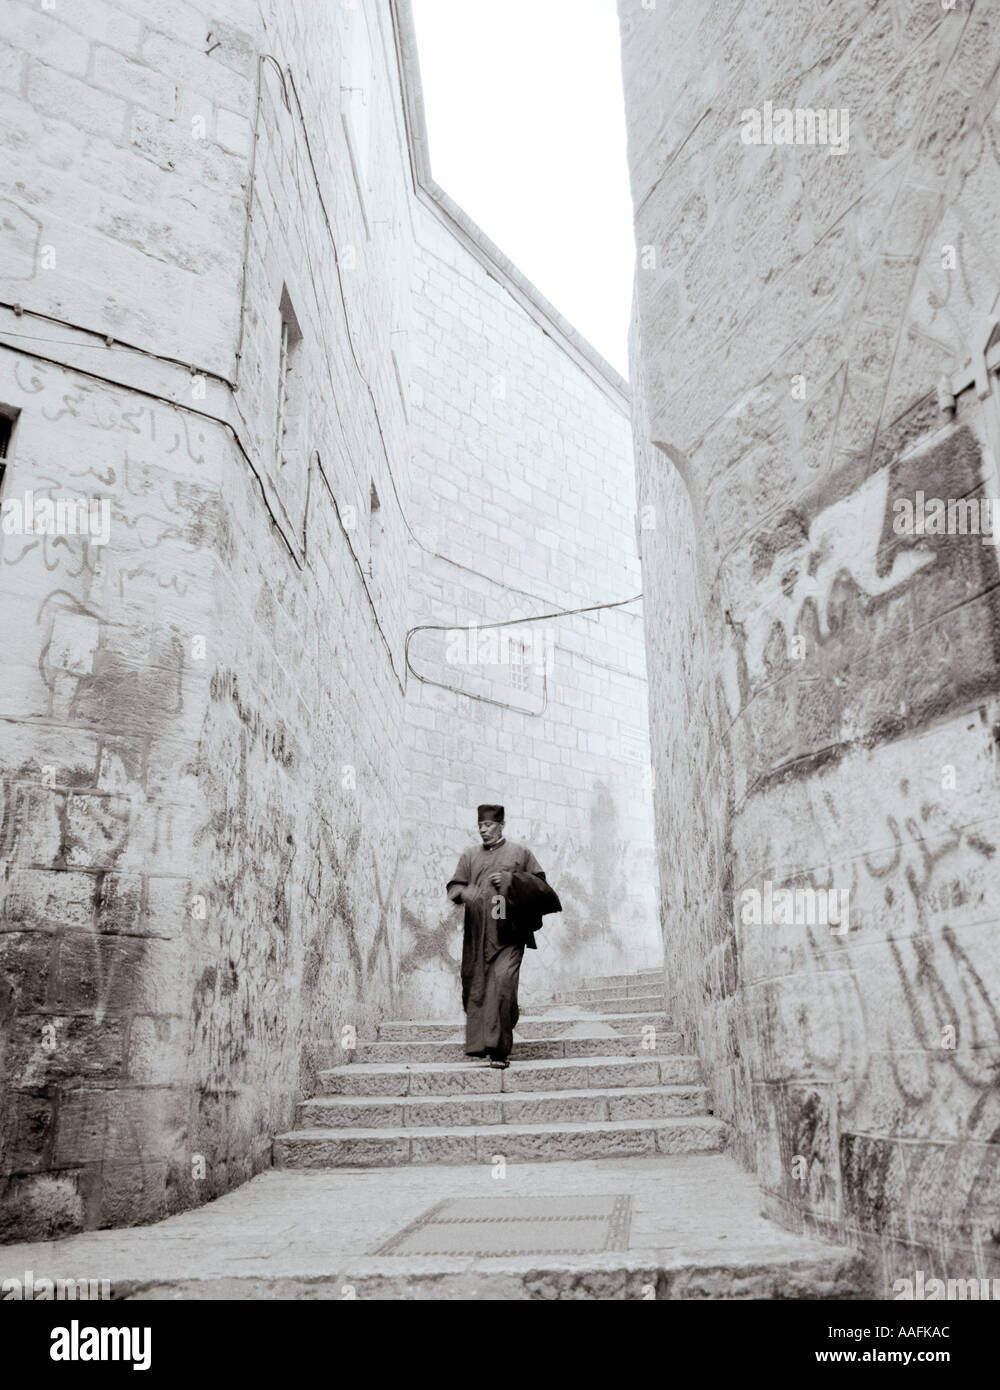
{"left": 478, "top": 819, "right": 503, "bottom": 846}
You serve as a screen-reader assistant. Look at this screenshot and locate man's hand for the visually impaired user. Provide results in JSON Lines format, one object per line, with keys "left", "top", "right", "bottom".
{"left": 488, "top": 873, "right": 503, "bottom": 890}
{"left": 460, "top": 885, "right": 479, "bottom": 904}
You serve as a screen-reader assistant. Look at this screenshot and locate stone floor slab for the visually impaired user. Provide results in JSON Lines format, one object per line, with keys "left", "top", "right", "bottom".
{"left": 0, "top": 1155, "right": 868, "bottom": 1299}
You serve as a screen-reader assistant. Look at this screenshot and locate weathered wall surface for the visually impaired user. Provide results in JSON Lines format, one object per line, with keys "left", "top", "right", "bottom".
{"left": 0, "top": 0, "right": 413, "bottom": 1239}
{"left": 399, "top": 209, "right": 659, "bottom": 1018}
{"left": 620, "top": 0, "right": 1000, "bottom": 1288}
{"left": 0, "top": 0, "right": 657, "bottom": 1241}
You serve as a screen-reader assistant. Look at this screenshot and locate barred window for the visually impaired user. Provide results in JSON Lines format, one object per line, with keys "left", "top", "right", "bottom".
{"left": 509, "top": 637, "right": 530, "bottom": 692}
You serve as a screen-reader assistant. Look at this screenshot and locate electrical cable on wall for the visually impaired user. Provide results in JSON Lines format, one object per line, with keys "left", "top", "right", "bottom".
{"left": 405, "top": 594, "right": 643, "bottom": 715}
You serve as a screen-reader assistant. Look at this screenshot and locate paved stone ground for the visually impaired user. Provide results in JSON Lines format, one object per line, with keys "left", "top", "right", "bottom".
{"left": 0, "top": 1154, "right": 869, "bottom": 1299}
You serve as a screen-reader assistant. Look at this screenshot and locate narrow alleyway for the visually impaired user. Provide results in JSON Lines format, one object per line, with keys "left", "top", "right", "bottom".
{"left": 0, "top": 970, "right": 866, "bottom": 1298}
{"left": 4, "top": 0, "right": 997, "bottom": 1318}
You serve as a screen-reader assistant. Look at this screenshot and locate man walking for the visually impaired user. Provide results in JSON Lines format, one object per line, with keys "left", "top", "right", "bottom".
{"left": 446, "top": 805, "right": 557, "bottom": 1068}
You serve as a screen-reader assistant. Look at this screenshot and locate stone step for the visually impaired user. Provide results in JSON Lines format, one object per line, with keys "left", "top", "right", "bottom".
{"left": 133, "top": 1246, "right": 866, "bottom": 1300}
{"left": 351, "top": 1032, "right": 684, "bottom": 1063}
{"left": 274, "top": 1115, "right": 726, "bottom": 1168}
{"left": 297, "top": 1084, "right": 711, "bottom": 1129}
{"left": 375, "top": 1012, "right": 671, "bottom": 1042}
{"left": 557, "top": 983, "right": 664, "bottom": 1001}
{"left": 319, "top": 1054, "right": 703, "bottom": 1096}
{"left": 554, "top": 994, "right": 665, "bottom": 1014}
{"left": 554, "top": 985, "right": 630, "bottom": 1002}
{"left": 579, "top": 971, "right": 664, "bottom": 991}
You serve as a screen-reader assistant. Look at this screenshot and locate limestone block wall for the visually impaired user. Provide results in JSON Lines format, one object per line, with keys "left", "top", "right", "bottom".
{"left": 620, "top": 0, "right": 1000, "bottom": 1287}
{"left": 397, "top": 203, "right": 660, "bottom": 1019}
{"left": 0, "top": 0, "right": 660, "bottom": 1241}
{"left": 0, "top": 0, "right": 412, "bottom": 1239}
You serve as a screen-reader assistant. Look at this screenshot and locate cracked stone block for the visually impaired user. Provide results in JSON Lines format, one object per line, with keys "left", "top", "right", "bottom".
{"left": 478, "top": 1126, "right": 656, "bottom": 1163}
{"left": 298, "top": 1100, "right": 406, "bottom": 1129}
{"left": 408, "top": 1132, "right": 478, "bottom": 1165}
{"left": 404, "top": 1098, "right": 503, "bottom": 1127}
{"left": 275, "top": 1135, "right": 411, "bottom": 1168}
{"left": 502, "top": 1094, "right": 607, "bottom": 1125}
{"left": 406, "top": 1068, "right": 504, "bottom": 1096}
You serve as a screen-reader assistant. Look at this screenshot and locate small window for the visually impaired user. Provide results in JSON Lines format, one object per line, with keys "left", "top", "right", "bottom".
{"left": 0, "top": 415, "right": 13, "bottom": 460}
{"left": 367, "top": 481, "right": 383, "bottom": 581}
{"left": 509, "top": 636, "right": 530, "bottom": 692}
{"left": 0, "top": 406, "right": 18, "bottom": 496}
{"left": 275, "top": 288, "right": 303, "bottom": 468}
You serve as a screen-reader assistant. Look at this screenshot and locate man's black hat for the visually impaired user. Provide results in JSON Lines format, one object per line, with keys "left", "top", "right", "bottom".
{"left": 477, "top": 804, "right": 505, "bottom": 823}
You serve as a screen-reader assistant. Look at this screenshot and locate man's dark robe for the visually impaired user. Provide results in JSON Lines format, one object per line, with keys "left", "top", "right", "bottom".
{"left": 446, "top": 839, "right": 547, "bottom": 1061}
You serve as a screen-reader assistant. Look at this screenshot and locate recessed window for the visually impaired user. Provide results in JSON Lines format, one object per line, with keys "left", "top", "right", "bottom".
{"left": 367, "top": 480, "right": 383, "bottom": 581}
{"left": 0, "top": 406, "right": 18, "bottom": 496}
{"left": 275, "top": 287, "right": 303, "bottom": 468}
{"left": 0, "top": 409, "right": 16, "bottom": 457}
{"left": 509, "top": 636, "right": 530, "bottom": 692}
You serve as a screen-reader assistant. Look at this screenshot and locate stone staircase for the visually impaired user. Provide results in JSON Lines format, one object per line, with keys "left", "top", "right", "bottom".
{"left": 1, "top": 966, "right": 866, "bottom": 1299}
{"left": 274, "top": 967, "right": 727, "bottom": 1169}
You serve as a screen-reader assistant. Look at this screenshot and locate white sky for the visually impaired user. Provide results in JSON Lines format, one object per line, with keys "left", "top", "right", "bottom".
{"left": 410, "top": 0, "right": 636, "bottom": 378}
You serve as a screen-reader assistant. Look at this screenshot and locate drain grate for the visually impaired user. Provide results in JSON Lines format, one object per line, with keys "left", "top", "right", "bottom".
{"left": 374, "top": 1193, "right": 632, "bottom": 1257}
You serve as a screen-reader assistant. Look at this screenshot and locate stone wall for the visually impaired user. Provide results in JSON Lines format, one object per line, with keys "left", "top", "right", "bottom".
{"left": 399, "top": 205, "right": 659, "bottom": 1018}
{"left": 0, "top": 0, "right": 413, "bottom": 1240}
{"left": 0, "top": 0, "right": 657, "bottom": 1240}
{"left": 620, "top": 0, "right": 1000, "bottom": 1289}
